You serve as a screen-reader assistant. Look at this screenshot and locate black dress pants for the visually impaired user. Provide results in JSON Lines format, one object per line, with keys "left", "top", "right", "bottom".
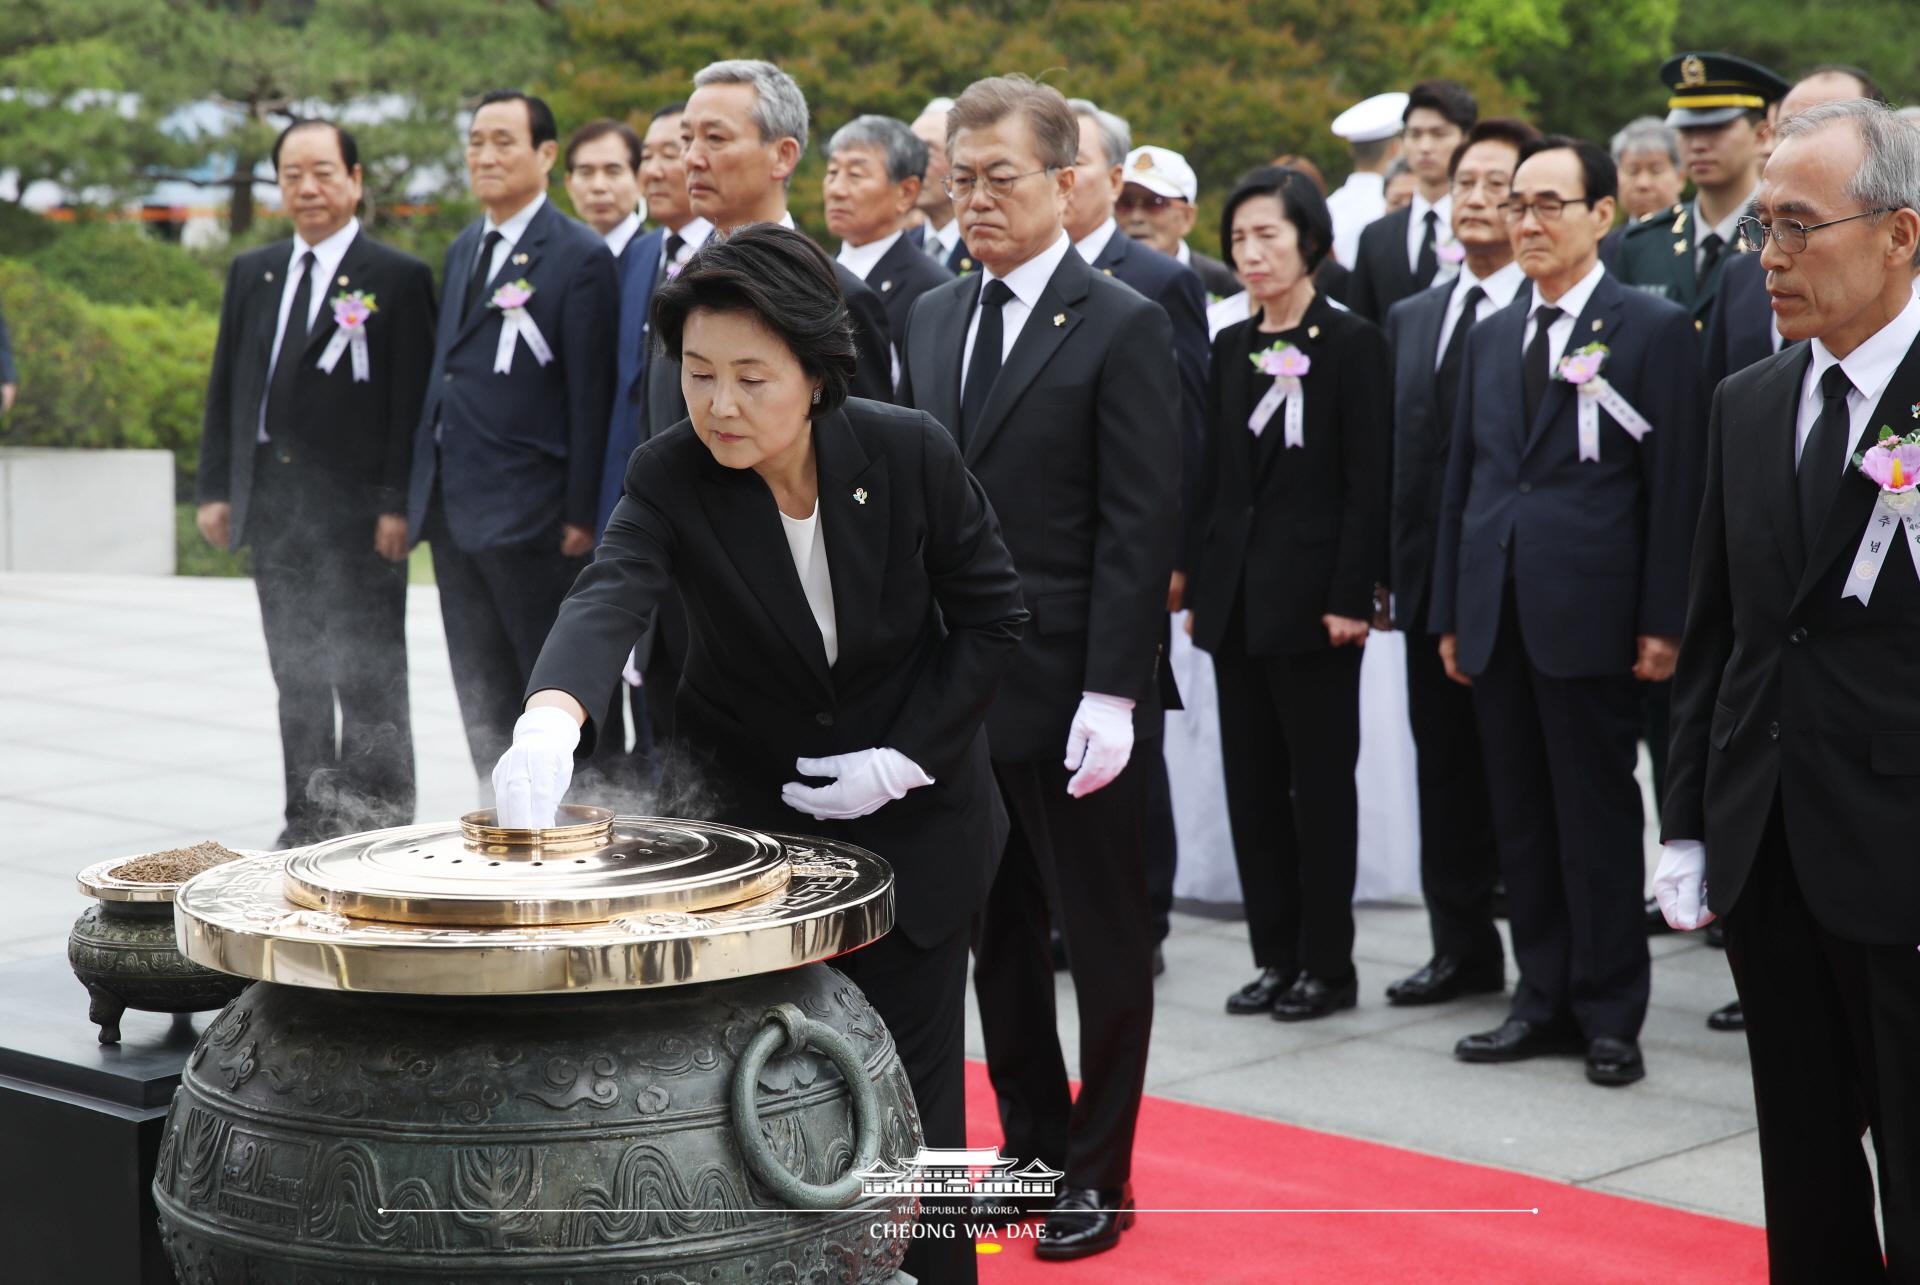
{"left": 1138, "top": 721, "right": 1177, "bottom": 944}
{"left": 974, "top": 756, "right": 1155, "bottom": 1193}
{"left": 424, "top": 487, "right": 586, "bottom": 781}
{"left": 250, "top": 454, "right": 413, "bottom": 844}
{"left": 1726, "top": 805, "right": 1920, "bottom": 1283}
{"left": 837, "top": 926, "right": 976, "bottom": 1285}
{"left": 1405, "top": 629, "right": 1502, "bottom": 967}
{"left": 1470, "top": 584, "right": 1648, "bottom": 1039}
{"left": 1210, "top": 638, "right": 1362, "bottom": 980}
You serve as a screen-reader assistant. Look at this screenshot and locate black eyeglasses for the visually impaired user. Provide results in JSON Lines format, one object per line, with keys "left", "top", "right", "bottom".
{"left": 1116, "top": 190, "right": 1179, "bottom": 213}
{"left": 1495, "top": 196, "right": 1593, "bottom": 222}
{"left": 1735, "top": 208, "right": 1897, "bottom": 254}
{"left": 943, "top": 168, "right": 1056, "bottom": 203}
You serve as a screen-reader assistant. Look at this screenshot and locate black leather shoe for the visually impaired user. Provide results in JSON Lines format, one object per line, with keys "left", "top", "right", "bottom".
{"left": 1706, "top": 1000, "right": 1745, "bottom": 1032}
{"left": 1644, "top": 895, "right": 1676, "bottom": 935}
{"left": 1385, "top": 955, "right": 1504, "bottom": 1006}
{"left": 1585, "top": 1037, "right": 1646, "bottom": 1086}
{"left": 1226, "top": 967, "right": 1292, "bottom": 1015}
{"left": 1050, "top": 930, "right": 1069, "bottom": 971}
{"left": 1035, "top": 1185, "right": 1134, "bottom": 1261}
{"left": 1271, "top": 973, "right": 1358, "bottom": 1022}
{"left": 1454, "top": 1017, "right": 1585, "bottom": 1063}
{"left": 1704, "top": 918, "right": 1727, "bottom": 949}
{"left": 1152, "top": 945, "right": 1166, "bottom": 978}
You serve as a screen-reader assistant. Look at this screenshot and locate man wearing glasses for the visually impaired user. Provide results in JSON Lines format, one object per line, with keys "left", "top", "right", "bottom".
{"left": 1657, "top": 98, "right": 1920, "bottom": 1277}
{"left": 1430, "top": 134, "right": 1706, "bottom": 1089}
{"left": 1116, "top": 145, "right": 1240, "bottom": 299}
{"left": 896, "top": 74, "right": 1180, "bottom": 1262}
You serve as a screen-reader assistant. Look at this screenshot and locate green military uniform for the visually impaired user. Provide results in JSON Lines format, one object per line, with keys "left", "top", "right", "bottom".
{"left": 1611, "top": 52, "right": 1788, "bottom": 334}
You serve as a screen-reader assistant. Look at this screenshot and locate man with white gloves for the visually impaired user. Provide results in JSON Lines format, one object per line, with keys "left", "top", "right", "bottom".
{"left": 1659, "top": 99, "right": 1920, "bottom": 1279}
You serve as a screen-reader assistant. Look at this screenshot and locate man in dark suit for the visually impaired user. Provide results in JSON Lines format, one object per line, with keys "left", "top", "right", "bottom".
{"left": 680, "top": 60, "right": 893, "bottom": 403}
{"left": 896, "top": 75, "right": 1180, "bottom": 1260}
{"left": 563, "top": 118, "right": 646, "bottom": 274}
{"left": 824, "top": 114, "right": 954, "bottom": 363}
{"left": 1063, "top": 97, "right": 1207, "bottom": 965}
{"left": 1430, "top": 135, "right": 1704, "bottom": 1087}
{"left": 1349, "top": 80, "right": 1478, "bottom": 323}
{"left": 912, "top": 97, "right": 976, "bottom": 275}
{"left": 1116, "top": 144, "right": 1240, "bottom": 299}
{"left": 1658, "top": 101, "right": 1920, "bottom": 1277}
{"left": 196, "top": 120, "right": 434, "bottom": 845}
{"left": 1382, "top": 117, "right": 1538, "bottom": 1006}
{"left": 406, "top": 90, "right": 618, "bottom": 782}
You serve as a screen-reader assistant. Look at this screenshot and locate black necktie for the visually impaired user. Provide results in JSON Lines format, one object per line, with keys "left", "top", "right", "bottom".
{"left": 960, "top": 279, "right": 1014, "bottom": 445}
{"left": 1799, "top": 365, "right": 1854, "bottom": 554}
{"left": 465, "top": 229, "right": 502, "bottom": 323}
{"left": 1415, "top": 208, "right": 1439, "bottom": 284}
{"left": 664, "top": 231, "right": 685, "bottom": 270}
{"left": 1697, "top": 232, "right": 1725, "bottom": 291}
{"left": 264, "top": 250, "right": 314, "bottom": 442}
{"left": 1522, "top": 304, "right": 1563, "bottom": 426}
{"left": 1435, "top": 284, "right": 1486, "bottom": 429}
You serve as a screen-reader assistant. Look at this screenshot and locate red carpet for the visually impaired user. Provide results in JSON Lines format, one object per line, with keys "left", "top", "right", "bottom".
{"left": 961, "top": 1061, "right": 1766, "bottom": 1282}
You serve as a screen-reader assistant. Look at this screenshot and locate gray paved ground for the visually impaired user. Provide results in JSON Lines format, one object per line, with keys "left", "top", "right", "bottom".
{"left": 0, "top": 571, "right": 1762, "bottom": 1226}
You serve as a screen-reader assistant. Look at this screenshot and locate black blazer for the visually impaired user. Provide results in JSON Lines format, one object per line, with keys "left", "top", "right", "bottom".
{"left": 1701, "top": 250, "right": 1776, "bottom": 394}
{"left": 1429, "top": 272, "right": 1705, "bottom": 677}
{"left": 1188, "top": 247, "right": 1240, "bottom": 299}
{"left": 1384, "top": 278, "right": 1462, "bottom": 634}
{"left": 1347, "top": 206, "right": 1438, "bottom": 324}
{"left": 835, "top": 261, "right": 896, "bottom": 405}
{"left": 0, "top": 299, "right": 15, "bottom": 385}
{"left": 197, "top": 230, "right": 436, "bottom": 546}
{"left": 1666, "top": 336, "right": 1920, "bottom": 943}
{"left": 406, "top": 200, "right": 619, "bottom": 551}
{"left": 1187, "top": 295, "right": 1391, "bottom": 655}
{"left": 1091, "top": 231, "right": 1211, "bottom": 570}
{"left": 861, "top": 234, "right": 954, "bottom": 347}
{"left": 526, "top": 400, "right": 1028, "bottom": 947}
{"left": 896, "top": 246, "right": 1181, "bottom": 760}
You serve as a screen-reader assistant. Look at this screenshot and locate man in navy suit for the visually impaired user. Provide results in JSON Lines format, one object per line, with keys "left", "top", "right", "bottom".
{"left": 1430, "top": 135, "right": 1705, "bottom": 1087}
{"left": 912, "top": 97, "right": 974, "bottom": 275}
{"left": 563, "top": 118, "right": 646, "bottom": 273}
{"left": 824, "top": 114, "right": 954, "bottom": 373}
{"left": 407, "top": 90, "right": 618, "bottom": 782}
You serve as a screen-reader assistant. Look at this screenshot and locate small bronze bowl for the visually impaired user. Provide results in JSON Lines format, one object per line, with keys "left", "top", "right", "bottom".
{"left": 71, "top": 856, "right": 251, "bottom": 1043}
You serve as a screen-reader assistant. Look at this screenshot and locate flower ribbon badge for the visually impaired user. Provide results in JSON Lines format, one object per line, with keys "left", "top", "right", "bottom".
{"left": 317, "top": 291, "right": 376, "bottom": 382}
{"left": 1555, "top": 342, "right": 1653, "bottom": 461}
{"left": 1840, "top": 426, "right": 1920, "bottom": 604}
{"left": 1247, "top": 341, "right": 1311, "bottom": 447}
{"left": 488, "top": 279, "right": 554, "bottom": 373}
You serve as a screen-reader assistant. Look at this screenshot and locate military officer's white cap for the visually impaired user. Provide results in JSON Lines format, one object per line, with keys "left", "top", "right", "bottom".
{"left": 1331, "top": 92, "right": 1409, "bottom": 142}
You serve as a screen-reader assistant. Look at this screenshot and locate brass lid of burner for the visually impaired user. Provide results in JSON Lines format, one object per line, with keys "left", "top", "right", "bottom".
{"left": 281, "top": 806, "right": 790, "bottom": 927}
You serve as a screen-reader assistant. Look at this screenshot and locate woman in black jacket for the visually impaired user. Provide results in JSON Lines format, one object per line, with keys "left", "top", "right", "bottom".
{"left": 1186, "top": 167, "right": 1392, "bottom": 1022}
{"left": 494, "top": 225, "right": 1027, "bottom": 1285}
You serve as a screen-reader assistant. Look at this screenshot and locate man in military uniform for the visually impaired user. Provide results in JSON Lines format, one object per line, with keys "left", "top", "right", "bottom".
{"left": 1613, "top": 53, "right": 1789, "bottom": 340}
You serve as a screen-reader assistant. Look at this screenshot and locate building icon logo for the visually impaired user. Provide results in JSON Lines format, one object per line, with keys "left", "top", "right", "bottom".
{"left": 857, "top": 1147, "right": 1063, "bottom": 1199}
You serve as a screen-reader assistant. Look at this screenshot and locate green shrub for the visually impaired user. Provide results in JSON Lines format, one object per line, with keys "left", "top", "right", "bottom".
{"left": 89, "top": 301, "right": 219, "bottom": 489}
{"left": 0, "top": 202, "right": 61, "bottom": 256}
{"left": 0, "top": 259, "right": 133, "bottom": 450}
{"left": 27, "top": 222, "right": 222, "bottom": 311}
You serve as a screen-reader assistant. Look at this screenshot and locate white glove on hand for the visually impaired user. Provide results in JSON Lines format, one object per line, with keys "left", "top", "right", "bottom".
{"left": 1064, "top": 692, "right": 1136, "bottom": 799}
{"left": 1652, "top": 839, "right": 1715, "bottom": 930}
{"left": 781, "top": 748, "right": 934, "bottom": 821}
{"left": 491, "top": 706, "right": 581, "bottom": 829}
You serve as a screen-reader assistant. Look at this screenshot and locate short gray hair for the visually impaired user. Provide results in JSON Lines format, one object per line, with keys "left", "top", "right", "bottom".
{"left": 692, "top": 59, "right": 811, "bottom": 159}
{"left": 1610, "top": 116, "right": 1679, "bottom": 167}
{"left": 1065, "top": 98, "right": 1131, "bottom": 168}
{"left": 827, "top": 114, "right": 930, "bottom": 184}
{"left": 1777, "top": 98, "right": 1920, "bottom": 266}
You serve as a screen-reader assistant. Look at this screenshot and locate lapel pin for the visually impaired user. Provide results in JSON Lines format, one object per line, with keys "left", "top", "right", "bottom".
{"left": 1053, "top": 313, "right": 1066, "bottom": 327}
{"left": 960, "top": 257, "right": 973, "bottom": 272}
{"left": 265, "top": 271, "right": 274, "bottom": 282}
{"left": 337, "top": 274, "right": 350, "bottom": 286}
{"left": 853, "top": 487, "right": 869, "bottom": 505}
{"left": 1591, "top": 319, "right": 1604, "bottom": 332}
{"left": 880, "top": 279, "right": 893, "bottom": 292}
{"left": 1673, "top": 240, "right": 1689, "bottom": 255}
{"left": 1308, "top": 325, "right": 1321, "bottom": 339}
{"left": 1102, "top": 267, "right": 1114, "bottom": 276}
{"left": 513, "top": 252, "right": 529, "bottom": 266}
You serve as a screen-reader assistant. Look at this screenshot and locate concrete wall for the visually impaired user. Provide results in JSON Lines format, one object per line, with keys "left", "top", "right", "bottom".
{"left": 0, "top": 448, "right": 175, "bottom": 575}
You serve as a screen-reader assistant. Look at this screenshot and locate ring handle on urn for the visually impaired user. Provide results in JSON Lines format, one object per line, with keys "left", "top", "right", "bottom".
{"left": 730, "top": 1002, "right": 881, "bottom": 1209}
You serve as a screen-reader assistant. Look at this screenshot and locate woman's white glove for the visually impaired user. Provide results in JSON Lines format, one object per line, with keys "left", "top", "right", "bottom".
{"left": 491, "top": 706, "right": 581, "bottom": 828}
{"left": 781, "top": 748, "right": 934, "bottom": 821}
{"left": 1652, "top": 839, "right": 1714, "bottom": 930}
{"left": 1065, "top": 691, "right": 1135, "bottom": 798}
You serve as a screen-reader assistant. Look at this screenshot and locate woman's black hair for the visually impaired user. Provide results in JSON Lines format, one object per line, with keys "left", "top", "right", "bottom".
{"left": 1219, "top": 165, "right": 1334, "bottom": 273}
{"left": 649, "top": 223, "right": 858, "bottom": 418}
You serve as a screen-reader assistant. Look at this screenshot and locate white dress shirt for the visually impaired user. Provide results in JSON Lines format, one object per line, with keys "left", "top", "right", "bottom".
{"left": 475, "top": 191, "right": 546, "bottom": 288}
{"left": 1435, "top": 260, "right": 1525, "bottom": 367}
{"left": 1072, "top": 217, "right": 1120, "bottom": 266}
{"left": 1520, "top": 259, "right": 1608, "bottom": 368}
{"left": 1797, "top": 290, "right": 1920, "bottom": 469}
{"left": 603, "top": 209, "right": 643, "bottom": 260}
{"left": 836, "top": 228, "right": 903, "bottom": 280}
{"left": 259, "top": 217, "right": 360, "bottom": 442}
{"left": 1406, "top": 192, "right": 1453, "bottom": 273}
{"left": 960, "top": 231, "right": 1074, "bottom": 388}
{"left": 780, "top": 500, "right": 838, "bottom": 666}
{"left": 927, "top": 217, "right": 963, "bottom": 263}
{"left": 1327, "top": 172, "right": 1386, "bottom": 269}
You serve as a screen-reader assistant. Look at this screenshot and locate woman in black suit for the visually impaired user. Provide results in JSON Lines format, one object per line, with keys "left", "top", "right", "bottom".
{"left": 1186, "top": 167, "right": 1392, "bottom": 1022}
{"left": 495, "top": 224, "right": 1026, "bottom": 1285}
